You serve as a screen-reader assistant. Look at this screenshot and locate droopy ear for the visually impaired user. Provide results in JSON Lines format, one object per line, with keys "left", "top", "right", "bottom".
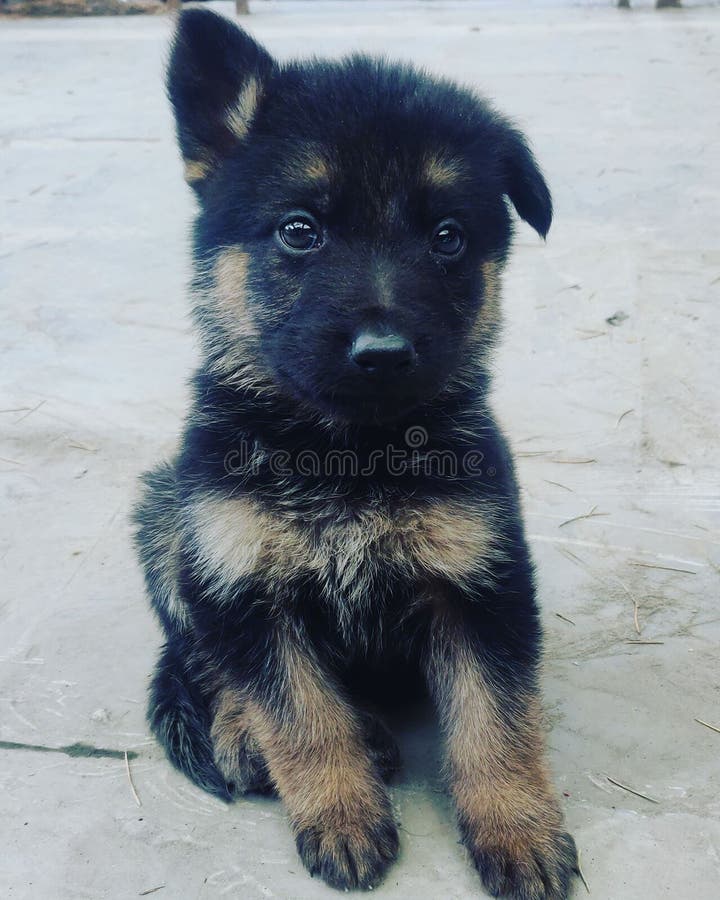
{"left": 499, "top": 125, "right": 553, "bottom": 239}
{"left": 167, "top": 9, "right": 274, "bottom": 189}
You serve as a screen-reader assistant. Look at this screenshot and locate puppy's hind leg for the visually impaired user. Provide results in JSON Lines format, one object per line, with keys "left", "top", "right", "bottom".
{"left": 210, "top": 689, "right": 275, "bottom": 797}
{"left": 136, "top": 464, "right": 232, "bottom": 798}
{"left": 148, "top": 638, "right": 232, "bottom": 801}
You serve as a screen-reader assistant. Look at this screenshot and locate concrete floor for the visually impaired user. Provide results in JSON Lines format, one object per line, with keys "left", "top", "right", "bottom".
{"left": 1, "top": 2, "right": 719, "bottom": 898}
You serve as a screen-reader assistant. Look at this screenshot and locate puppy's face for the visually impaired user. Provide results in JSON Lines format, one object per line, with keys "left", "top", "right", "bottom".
{"left": 170, "top": 11, "right": 551, "bottom": 424}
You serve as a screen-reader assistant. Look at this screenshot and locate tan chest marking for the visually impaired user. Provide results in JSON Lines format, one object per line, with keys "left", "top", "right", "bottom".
{"left": 189, "top": 492, "right": 507, "bottom": 602}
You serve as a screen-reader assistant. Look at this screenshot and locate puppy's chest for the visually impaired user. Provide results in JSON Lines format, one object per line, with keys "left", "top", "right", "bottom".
{"left": 189, "top": 490, "right": 503, "bottom": 611}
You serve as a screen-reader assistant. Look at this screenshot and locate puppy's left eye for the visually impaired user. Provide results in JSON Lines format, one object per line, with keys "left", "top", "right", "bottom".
{"left": 278, "top": 214, "right": 322, "bottom": 253}
{"left": 431, "top": 220, "right": 465, "bottom": 259}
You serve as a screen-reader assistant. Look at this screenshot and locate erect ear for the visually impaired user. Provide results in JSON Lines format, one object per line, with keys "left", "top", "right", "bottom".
{"left": 499, "top": 124, "right": 553, "bottom": 239}
{"left": 167, "top": 9, "right": 274, "bottom": 189}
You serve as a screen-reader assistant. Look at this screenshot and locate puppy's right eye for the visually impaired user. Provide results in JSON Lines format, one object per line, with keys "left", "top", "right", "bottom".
{"left": 278, "top": 214, "right": 322, "bottom": 253}
{"left": 430, "top": 219, "right": 465, "bottom": 259}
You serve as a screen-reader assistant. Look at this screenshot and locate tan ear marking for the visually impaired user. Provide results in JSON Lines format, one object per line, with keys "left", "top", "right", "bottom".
{"left": 184, "top": 158, "right": 213, "bottom": 184}
{"left": 226, "top": 77, "right": 262, "bottom": 140}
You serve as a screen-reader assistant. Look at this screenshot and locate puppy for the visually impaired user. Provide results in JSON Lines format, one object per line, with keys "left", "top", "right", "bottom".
{"left": 134, "top": 9, "right": 578, "bottom": 897}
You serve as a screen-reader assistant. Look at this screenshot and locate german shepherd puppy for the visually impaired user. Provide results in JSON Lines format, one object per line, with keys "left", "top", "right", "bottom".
{"left": 134, "top": 9, "right": 578, "bottom": 897}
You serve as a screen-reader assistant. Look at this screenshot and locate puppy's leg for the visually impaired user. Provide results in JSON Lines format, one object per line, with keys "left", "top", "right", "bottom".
{"left": 136, "top": 466, "right": 237, "bottom": 796}
{"left": 241, "top": 633, "right": 399, "bottom": 891}
{"left": 424, "top": 589, "right": 577, "bottom": 900}
{"left": 148, "top": 639, "right": 231, "bottom": 801}
{"left": 210, "top": 689, "right": 274, "bottom": 796}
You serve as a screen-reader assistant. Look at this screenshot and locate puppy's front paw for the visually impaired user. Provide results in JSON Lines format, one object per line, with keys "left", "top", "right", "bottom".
{"left": 466, "top": 823, "right": 578, "bottom": 900}
{"left": 296, "top": 809, "right": 399, "bottom": 891}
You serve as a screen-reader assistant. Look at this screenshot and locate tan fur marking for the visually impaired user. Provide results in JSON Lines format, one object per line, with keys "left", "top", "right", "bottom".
{"left": 302, "top": 156, "right": 330, "bottom": 182}
{"left": 211, "top": 689, "right": 249, "bottom": 768}
{"left": 410, "top": 500, "right": 506, "bottom": 583}
{"left": 428, "top": 612, "right": 563, "bottom": 860}
{"left": 137, "top": 469, "right": 188, "bottom": 627}
{"left": 424, "top": 154, "right": 465, "bottom": 188}
{"left": 446, "top": 261, "right": 504, "bottom": 396}
{"left": 210, "top": 687, "right": 274, "bottom": 792}
{"left": 190, "top": 247, "right": 276, "bottom": 392}
{"left": 242, "top": 639, "right": 388, "bottom": 833}
{"left": 473, "top": 260, "right": 503, "bottom": 339}
{"left": 481, "top": 260, "right": 500, "bottom": 305}
{"left": 446, "top": 260, "right": 504, "bottom": 398}
{"left": 155, "top": 528, "right": 186, "bottom": 625}
{"left": 190, "top": 493, "right": 507, "bottom": 601}
{"left": 190, "top": 494, "right": 307, "bottom": 588}
{"left": 183, "top": 158, "right": 213, "bottom": 184}
{"left": 213, "top": 247, "right": 259, "bottom": 338}
{"left": 226, "top": 77, "right": 262, "bottom": 140}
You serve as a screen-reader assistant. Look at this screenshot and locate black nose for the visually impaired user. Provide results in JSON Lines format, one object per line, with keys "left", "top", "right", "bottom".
{"left": 350, "top": 332, "right": 417, "bottom": 377}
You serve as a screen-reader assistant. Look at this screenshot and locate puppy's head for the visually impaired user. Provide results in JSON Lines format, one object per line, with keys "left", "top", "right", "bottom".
{"left": 169, "top": 10, "right": 551, "bottom": 424}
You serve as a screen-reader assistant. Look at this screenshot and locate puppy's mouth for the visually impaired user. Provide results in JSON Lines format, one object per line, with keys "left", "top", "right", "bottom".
{"left": 284, "top": 374, "right": 437, "bottom": 426}
{"left": 316, "top": 389, "right": 424, "bottom": 425}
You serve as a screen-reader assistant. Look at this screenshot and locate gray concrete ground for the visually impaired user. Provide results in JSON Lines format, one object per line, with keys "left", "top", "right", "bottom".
{"left": 1, "top": 2, "right": 719, "bottom": 898}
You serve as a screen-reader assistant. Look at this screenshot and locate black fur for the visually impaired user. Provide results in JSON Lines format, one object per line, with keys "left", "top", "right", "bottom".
{"left": 133, "top": 10, "right": 576, "bottom": 898}
{"left": 147, "top": 638, "right": 231, "bottom": 801}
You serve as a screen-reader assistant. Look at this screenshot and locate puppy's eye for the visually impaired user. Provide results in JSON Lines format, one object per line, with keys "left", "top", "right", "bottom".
{"left": 431, "top": 220, "right": 465, "bottom": 258}
{"left": 278, "top": 214, "right": 322, "bottom": 253}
